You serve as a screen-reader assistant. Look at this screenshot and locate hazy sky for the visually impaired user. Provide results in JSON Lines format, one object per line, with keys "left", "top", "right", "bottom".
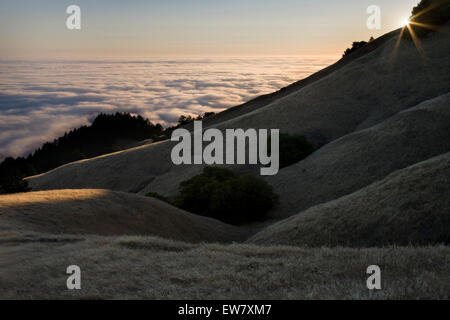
{"left": 0, "top": 0, "right": 418, "bottom": 59}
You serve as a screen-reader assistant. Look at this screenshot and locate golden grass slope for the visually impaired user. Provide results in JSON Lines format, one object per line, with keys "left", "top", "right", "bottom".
{"left": 0, "top": 189, "right": 245, "bottom": 243}
{"left": 250, "top": 152, "right": 450, "bottom": 248}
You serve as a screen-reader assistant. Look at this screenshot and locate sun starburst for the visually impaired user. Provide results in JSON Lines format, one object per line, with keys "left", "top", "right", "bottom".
{"left": 401, "top": 17, "right": 410, "bottom": 27}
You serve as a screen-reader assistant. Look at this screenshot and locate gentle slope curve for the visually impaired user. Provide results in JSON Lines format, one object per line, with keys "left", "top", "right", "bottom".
{"left": 0, "top": 189, "right": 245, "bottom": 243}
{"left": 250, "top": 152, "right": 450, "bottom": 247}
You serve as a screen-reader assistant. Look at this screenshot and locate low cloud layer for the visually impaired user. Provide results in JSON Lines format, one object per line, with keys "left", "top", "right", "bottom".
{"left": 0, "top": 57, "right": 335, "bottom": 160}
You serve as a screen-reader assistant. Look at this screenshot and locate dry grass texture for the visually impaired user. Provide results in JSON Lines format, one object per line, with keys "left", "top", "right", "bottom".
{"left": 1, "top": 234, "right": 448, "bottom": 300}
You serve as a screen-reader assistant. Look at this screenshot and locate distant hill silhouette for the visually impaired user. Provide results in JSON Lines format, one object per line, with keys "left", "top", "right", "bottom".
{"left": 0, "top": 111, "right": 217, "bottom": 194}
{"left": 0, "top": 112, "right": 164, "bottom": 193}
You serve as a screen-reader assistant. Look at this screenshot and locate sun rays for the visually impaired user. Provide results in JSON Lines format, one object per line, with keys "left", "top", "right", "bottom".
{"left": 405, "top": 22, "right": 426, "bottom": 56}
{"left": 391, "top": 0, "right": 450, "bottom": 61}
{"left": 393, "top": 14, "right": 434, "bottom": 60}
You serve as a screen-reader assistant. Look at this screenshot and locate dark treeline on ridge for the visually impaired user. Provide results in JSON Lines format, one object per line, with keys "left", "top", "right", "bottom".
{"left": 342, "top": 37, "right": 374, "bottom": 57}
{"left": 0, "top": 111, "right": 215, "bottom": 194}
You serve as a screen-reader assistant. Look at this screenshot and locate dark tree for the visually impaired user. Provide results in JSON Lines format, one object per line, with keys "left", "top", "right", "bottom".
{"left": 269, "top": 133, "right": 315, "bottom": 169}
{"left": 174, "top": 167, "right": 279, "bottom": 225}
{"left": 178, "top": 115, "right": 195, "bottom": 126}
{"left": 343, "top": 41, "right": 368, "bottom": 57}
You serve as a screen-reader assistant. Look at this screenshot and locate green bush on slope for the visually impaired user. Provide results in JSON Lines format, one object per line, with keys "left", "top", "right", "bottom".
{"left": 275, "top": 133, "right": 315, "bottom": 169}
{"left": 174, "top": 167, "right": 278, "bottom": 225}
{"left": 145, "top": 192, "right": 171, "bottom": 204}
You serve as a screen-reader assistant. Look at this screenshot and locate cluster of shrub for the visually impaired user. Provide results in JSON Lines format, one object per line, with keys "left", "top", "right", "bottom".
{"left": 153, "top": 112, "right": 216, "bottom": 142}
{"left": 177, "top": 112, "right": 216, "bottom": 126}
{"left": 342, "top": 37, "right": 374, "bottom": 58}
{"left": 0, "top": 111, "right": 215, "bottom": 194}
{"left": 174, "top": 167, "right": 279, "bottom": 225}
{"left": 148, "top": 133, "right": 315, "bottom": 225}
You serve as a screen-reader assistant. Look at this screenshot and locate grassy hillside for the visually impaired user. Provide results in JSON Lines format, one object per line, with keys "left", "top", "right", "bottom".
{"left": 0, "top": 189, "right": 245, "bottom": 243}
{"left": 265, "top": 93, "right": 450, "bottom": 218}
{"left": 250, "top": 152, "right": 450, "bottom": 247}
{"left": 0, "top": 233, "right": 448, "bottom": 299}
